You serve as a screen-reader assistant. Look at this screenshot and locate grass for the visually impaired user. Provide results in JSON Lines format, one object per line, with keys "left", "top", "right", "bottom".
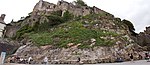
{"left": 28, "top": 21, "right": 119, "bottom": 48}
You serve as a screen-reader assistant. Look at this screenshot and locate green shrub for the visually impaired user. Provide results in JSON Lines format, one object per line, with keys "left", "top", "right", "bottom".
{"left": 33, "top": 21, "right": 53, "bottom": 32}
{"left": 29, "top": 32, "right": 53, "bottom": 46}
{"left": 63, "top": 11, "right": 74, "bottom": 21}
{"left": 51, "top": 10, "right": 62, "bottom": 16}
{"left": 15, "top": 25, "right": 33, "bottom": 40}
{"left": 74, "top": 0, "right": 87, "bottom": 6}
{"left": 47, "top": 15, "right": 64, "bottom": 23}
{"left": 82, "top": 13, "right": 99, "bottom": 20}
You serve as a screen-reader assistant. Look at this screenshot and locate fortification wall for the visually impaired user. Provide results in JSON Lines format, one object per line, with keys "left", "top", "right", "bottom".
{"left": 32, "top": 0, "right": 107, "bottom": 17}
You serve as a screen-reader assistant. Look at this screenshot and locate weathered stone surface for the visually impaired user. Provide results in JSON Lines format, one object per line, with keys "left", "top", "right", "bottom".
{"left": 4, "top": 24, "right": 20, "bottom": 38}
{"left": 3, "top": 0, "right": 145, "bottom": 64}
{"left": 135, "top": 26, "right": 150, "bottom": 51}
{"left": 32, "top": 0, "right": 112, "bottom": 17}
{"left": 0, "top": 38, "right": 20, "bottom": 55}
{"left": 8, "top": 41, "right": 142, "bottom": 64}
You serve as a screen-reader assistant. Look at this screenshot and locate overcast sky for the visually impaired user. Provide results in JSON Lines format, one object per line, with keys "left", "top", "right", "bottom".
{"left": 0, "top": 0, "right": 150, "bottom": 33}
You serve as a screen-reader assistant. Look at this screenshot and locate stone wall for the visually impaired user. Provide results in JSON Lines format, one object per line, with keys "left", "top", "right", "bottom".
{"left": 4, "top": 25, "right": 20, "bottom": 38}
{"left": 32, "top": 0, "right": 108, "bottom": 17}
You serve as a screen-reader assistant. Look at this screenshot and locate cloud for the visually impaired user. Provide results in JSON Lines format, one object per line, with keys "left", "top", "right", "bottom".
{"left": 0, "top": 0, "right": 38, "bottom": 23}
{"left": 125, "top": 0, "right": 150, "bottom": 33}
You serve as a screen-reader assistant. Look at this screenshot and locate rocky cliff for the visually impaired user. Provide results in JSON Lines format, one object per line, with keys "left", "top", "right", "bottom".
{"left": 0, "top": 38, "right": 20, "bottom": 55}
{"left": 135, "top": 26, "right": 150, "bottom": 51}
{"left": 3, "top": 0, "right": 144, "bottom": 64}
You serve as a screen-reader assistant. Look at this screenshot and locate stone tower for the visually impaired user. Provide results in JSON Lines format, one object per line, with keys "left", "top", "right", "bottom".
{"left": 0, "top": 14, "right": 6, "bottom": 23}
{"left": 38, "top": 0, "right": 43, "bottom": 10}
{"left": 0, "top": 14, "right": 6, "bottom": 38}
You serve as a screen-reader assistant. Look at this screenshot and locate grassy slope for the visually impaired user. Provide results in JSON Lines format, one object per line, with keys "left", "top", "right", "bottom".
{"left": 28, "top": 21, "right": 118, "bottom": 48}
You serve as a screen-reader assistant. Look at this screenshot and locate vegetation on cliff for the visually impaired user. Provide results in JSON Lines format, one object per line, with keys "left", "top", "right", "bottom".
{"left": 11, "top": 9, "right": 135, "bottom": 48}
{"left": 74, "top": 0, "right": 87, "bottom": 6}
{"left": 28, "top": 21, "right": 118, "bottom": 48}
{"left": 5, "top": 0, "right": 136, "bottom": 49}
{"left": 14, "top": 11, "right": 119, "bottom": 48}
{"left": 3, "top": 1, "right": 147, "bottom": 63}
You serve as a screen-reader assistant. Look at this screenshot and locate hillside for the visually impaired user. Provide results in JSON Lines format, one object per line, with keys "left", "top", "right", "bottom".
{"left": 3, "top": 0, "right": 143, "bottom": 64}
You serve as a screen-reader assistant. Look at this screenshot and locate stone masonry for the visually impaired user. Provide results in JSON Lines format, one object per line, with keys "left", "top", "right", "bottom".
{"left": 32, "top": 0, "right": 108, "bottom": 17}
{"left": 0, "top": 14, "right": 6, "bottom": 37}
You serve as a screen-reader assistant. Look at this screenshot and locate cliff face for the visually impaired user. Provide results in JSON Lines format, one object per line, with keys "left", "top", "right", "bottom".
{"left": 12, "top": 44, "right": 142, "bottom": 64}
{"left": 0, "top": 38, "right": 20, "bottom": 55}
{"left": 135, "top": 26, "right": 150, "bottom": 50}
{"left": 3, "top": 0, "right": 143, "bottom": 64}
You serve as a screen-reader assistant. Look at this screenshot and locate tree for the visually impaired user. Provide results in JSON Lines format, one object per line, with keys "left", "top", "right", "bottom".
{"left": 74, "top": 0, "right": 87, "bottom": 6}
{"left": 63, "top": 10, "right": 74, "bottom": 21}
{"left": 122, "top": 19, "right": 135, "bottom": 31}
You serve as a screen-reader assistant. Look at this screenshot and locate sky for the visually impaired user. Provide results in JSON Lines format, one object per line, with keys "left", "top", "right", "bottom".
{"left": 0, "top": 0, "right": 150, "bottom": 33}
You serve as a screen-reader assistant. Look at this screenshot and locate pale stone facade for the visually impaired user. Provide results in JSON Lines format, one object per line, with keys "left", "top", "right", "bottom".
{"left": 0, "top": 14, "right": 6, "bottom": 37}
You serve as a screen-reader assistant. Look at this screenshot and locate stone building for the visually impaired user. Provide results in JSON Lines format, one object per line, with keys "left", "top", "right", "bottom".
{"left": 0, "top": 14, "right": 6, "bottom": 37}
{"left": 32, "top": 0, "right": 110, "bottom": 17}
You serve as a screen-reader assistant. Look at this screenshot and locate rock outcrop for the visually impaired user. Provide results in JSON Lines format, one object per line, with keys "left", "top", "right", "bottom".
{"left": 135, "top": 26, "right": 150, "bottom": 50}
{"left": 4, "top": 23, "right": 20, "bottom": 38}
{"left": 12, "top": 43, "right": 142, "bottom": 64}
{"left": 3, "top": 0, "right": 144, "bottom": 64}
{"left": 0, "top": 38, "right": 20, "bottom": 55}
